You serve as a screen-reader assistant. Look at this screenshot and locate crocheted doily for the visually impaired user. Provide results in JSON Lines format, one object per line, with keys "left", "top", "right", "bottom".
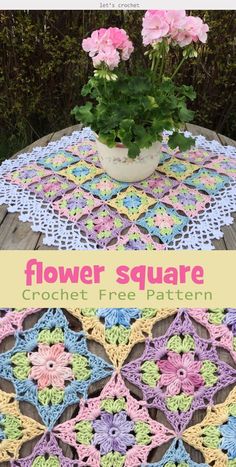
{"left": 1, "top": 307, "right": 236, "bottom": 466}
{"left": 0, "top": 128, "right": 235, "bottom": 250}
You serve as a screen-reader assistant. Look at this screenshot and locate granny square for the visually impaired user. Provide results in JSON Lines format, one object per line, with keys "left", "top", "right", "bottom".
{"left": 157, "top": 157, "right": 199, "bottom": 181}
{"left": 0, "top": 308, "right": 113, "bottom": 429}
{"left": 4, "top": 164, "right": 52, "bottom": 188}
{"left": 66, "top": 141, "right": 97, "bottom": 157}
{"left": 60, "top": 160, "right": 102, "bottom": 184}
{"left": 175, "top": 148, "right": 216, "bottom": 165}
{"left": 122, "top": 309, "right": 236, "bottom": 433}
{"left": 134, "top": 172, "right": 179, "bottom": 199}
{"left": 161, "top": 184, "right": 211, "bottom": 218}
{"left": 106, "top": 225, "right": 166, "bottom": 250}
{"left": 145, "top": 438, "right": 208, "bottom": 467}
{"left": 29, "top": 174, "right": 76, "bottom": 201}
{"left": 38, "top": 150, "right": 80, "bottom": 171}
{"left": 185, "top": 167, "right": 231, "bottom": 195}
{"left": 77, "top": 205, "right": 131, "bottom": 246}
{"left": 82, "top": 173, "right": 128, "bottom": 201}
{"left": 205, "top": 155, "right": 236, "bottom": 178}
{"left": 107, "top": 186, "right": 156, "bottom": 221}
{"left": 54, "top": 374, "right": 175, "bottom": 467}
{"left": 52, "top": 188, "right": 102, "bottom": 222}
{"left": 137, "top": 202, "right": 189, "bottom": 243}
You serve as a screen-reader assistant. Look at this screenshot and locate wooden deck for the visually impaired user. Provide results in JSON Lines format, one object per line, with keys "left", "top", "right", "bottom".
{"left": 0, "top": 123, "right": 235, "bottom": 250}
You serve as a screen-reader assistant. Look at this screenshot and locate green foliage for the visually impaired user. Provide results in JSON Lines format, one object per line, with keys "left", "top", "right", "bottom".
{"left": 0, "top": 10, "right": 235, "bottom": 158}
{"left": 72, "top": 73, "right": 195, "bottom": 157}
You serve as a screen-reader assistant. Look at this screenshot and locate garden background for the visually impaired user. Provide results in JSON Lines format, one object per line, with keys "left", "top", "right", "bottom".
{"left": 0, "top": 10, "right": 235, "bottom": 161}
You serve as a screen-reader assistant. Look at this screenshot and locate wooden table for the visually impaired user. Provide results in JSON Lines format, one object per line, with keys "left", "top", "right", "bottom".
{"left": 0, "top": 123, "right": 235, "bottom": 250}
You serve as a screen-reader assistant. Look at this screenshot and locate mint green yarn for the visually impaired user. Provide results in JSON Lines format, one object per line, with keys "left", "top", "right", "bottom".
{"left": 105, "top": 325, "right": 130, "bottom": 345}
{"left": 167, "top": 334, "right": 195, "bottom": 353}
{"left": 141, "top": 308, "right": 157, "bottom": 319}
{"left": 100, "top": 452, "right": 125, "bottom": 467}
{"left": 32, "top": 456, "right": 60, "bottom": 467}
{"left": 134, "top": 421, "right": 152, "bottom": 445}
{"left": 75, "top": 420, "right": 93, "bottom": 445}
{"left": 100, "top": 397, "right": 126, "bottom": 413}
{"left": 229, "top": 403, "right": 236, "bottom": 416}
{"left": 1, "top": 415, "right": 22, "bottom": 440}
{"left": 72, "top": 354, "right": 91, "bottom": 381}
{"left": 200, "top": 360, "right": 218, "bottom": 387}
{"left": 11, "top": 352, "right": 31, "bottom": 380}
{"left": 201, "top": 425, "right": 220, "bottom": 448}
{"left": 208, "top": 308, "right": 225, "bottom": 325}
{"left": 166, "top": 394, "right": 193, "bottom": 412}
{"left": 80, "top": 308, "right": 97, "bottom": 317}
{"left": 141, "top": 360, "right": 160, "bottom": 387}
{"left": 38, "top": 388, "right": 64, "bottom": 406}
{"left": 37, "top": 328, "right": 64, "bottom": 344}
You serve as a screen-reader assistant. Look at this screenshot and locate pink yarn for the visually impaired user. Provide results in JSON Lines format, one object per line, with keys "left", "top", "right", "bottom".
{"left": 29, "top": 343, "right": 73, "bottom": 389}
{"left": 158, "top": 351, "right": 204, "bottom": 396}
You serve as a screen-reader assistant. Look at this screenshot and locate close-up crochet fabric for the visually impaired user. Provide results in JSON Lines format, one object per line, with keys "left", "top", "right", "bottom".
{"left": 0, "top": 128, "right": 235, "bottom": 250}
{"left": 0, "top": 307, "right": 236, "bottom": 466}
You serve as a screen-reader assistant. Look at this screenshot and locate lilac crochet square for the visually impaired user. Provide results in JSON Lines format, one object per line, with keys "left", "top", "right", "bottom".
{"left": 29, "top": 174, "right": 76, "bottom": 201}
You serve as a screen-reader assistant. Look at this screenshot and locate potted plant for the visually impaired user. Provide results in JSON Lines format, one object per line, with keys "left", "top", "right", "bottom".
{"left": 72, "top": 10, "right": 209, "bottom": 182}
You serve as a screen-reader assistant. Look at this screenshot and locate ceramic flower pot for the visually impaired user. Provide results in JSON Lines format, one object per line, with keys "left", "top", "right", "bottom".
{"left": 96, "top": 137, "right": 161, "bottom": 182}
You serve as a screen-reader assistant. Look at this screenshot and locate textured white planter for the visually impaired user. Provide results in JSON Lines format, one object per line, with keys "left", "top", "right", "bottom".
{"left": 96, "top": 137, "right": 161, "bottom": 182}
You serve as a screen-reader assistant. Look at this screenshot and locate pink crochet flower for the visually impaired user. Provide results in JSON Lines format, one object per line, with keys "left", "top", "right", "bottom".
{"left": 28, "top": 343, "right": 73, "bottom": 389}
{"left": 82, "top": 27, "right": 133, "bottom": 70}
{"left": 158, "top": 352, "right": 203, "bottom": 396}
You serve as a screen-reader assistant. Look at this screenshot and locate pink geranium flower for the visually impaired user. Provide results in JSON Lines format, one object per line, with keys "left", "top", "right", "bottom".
{"left": 171, "top": 15, "right": 209, "bottom": 47}
{"left": 142, "top": 10, "right": 170, "bottom": 46}
{"left": 28, "top": 343, "right": 73, "bottom": 389}
{"left": 82, "top": 27, "right": 133, "bottom": 70}
{"left": 158, "top": 351, "right": 203, "bottom": 396}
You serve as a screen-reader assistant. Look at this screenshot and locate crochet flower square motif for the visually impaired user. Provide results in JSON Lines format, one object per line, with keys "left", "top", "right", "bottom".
{"left": 183, "top": 387, "right": 236, "bottom": 467}
{"left": 52, "top": 188, "right": 102, "bottom": 222}
{"left": 157, "top": 158, "right": 199, "bottom": 181}
{"left": 159, "top": 152, "right": 172, "bottom": 164}
{"left": 66, "top": 141, "right": 97, "bottom": 157}
{"left": 0, "top": 390, "right": 45, "bottom": 463}
{"left": 0, "top": 308, "right": 40, "bottom": 343}
{"left": 108, "top": 187, "right": 156, "bottom": 221}
{"left": 185, "top": 168, "right": 230, "bottom": 195}
{"left": 12, "top": 433, "right": 79, "bottom": 466}
{"left": 145, "top": 438, "right": 208, "bottom": 467}
{"left": 38, "top": 150, "right": 80, "bottom": 171}
{"left": 4, "top": 164, "right": 52, "bottom": 188}
{"left": 54, "top": 374, "right": 174, "bottom": 467}
{"left": 29, "top": 174, "right": 76, "bottom": 202}
{"left": 188, "top": 308, "right": 236, "bottom": 364}
{"left": 0, "top": 308, "right": 113, "bottom": 429}
{"left": 82, "top": 173, "right": 128, "bottom": 201}
{"left": 137, "top": 202, "right": 189, "bottom": 244}
{"left": 161, "top": 185, "right": 211, "bottom": 218}
{"left": 59, "top": 161, "right": 102, "bottom": 185}
{"left": 206, "top": 155, "right": 236, "bottom": 179}
{"left": 134, "top": 173, "right": 178, "bottom": 199}
{"left": 78, "top": 206, "right": 131, "bottom": 247}
{"left": 175, "top": 149, "right": 215, "bottom": 165}
{"left": 68, "top": 307, "right": 176, "bottom": 368}
{"left": 107, "top": 225, "right": 166, "bottom": 250}
{"left": 122, "top": 310, "right": 236, "bottom": 433}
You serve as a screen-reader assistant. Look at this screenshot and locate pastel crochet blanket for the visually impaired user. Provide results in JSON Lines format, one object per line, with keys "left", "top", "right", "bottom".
{"left": 0, "top": 128, "right": 235, "bottom": 250}
{"left": 0, "top": 307, "right": 236, "bottom": 466}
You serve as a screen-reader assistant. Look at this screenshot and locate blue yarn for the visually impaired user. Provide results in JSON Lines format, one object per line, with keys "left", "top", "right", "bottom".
{"left": 143, "top": 439, "right": 208, "bottom": 466}
{"left": 185, "top": 168, "right": 230, "bottom": 195}
{"left": 137, "top": 202, "right": 189, "bottom": 244}
{"left": 0, "top": 308, "right": 113, "bottom": 430}
{"left": 38, "top": 150, "right": 79, "bottom": 171}
{"left": 97, "top": 308, "right": 141, "bottom": 328}
{"left": 82, "top": 174, "right": 128, "bottom": 201}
